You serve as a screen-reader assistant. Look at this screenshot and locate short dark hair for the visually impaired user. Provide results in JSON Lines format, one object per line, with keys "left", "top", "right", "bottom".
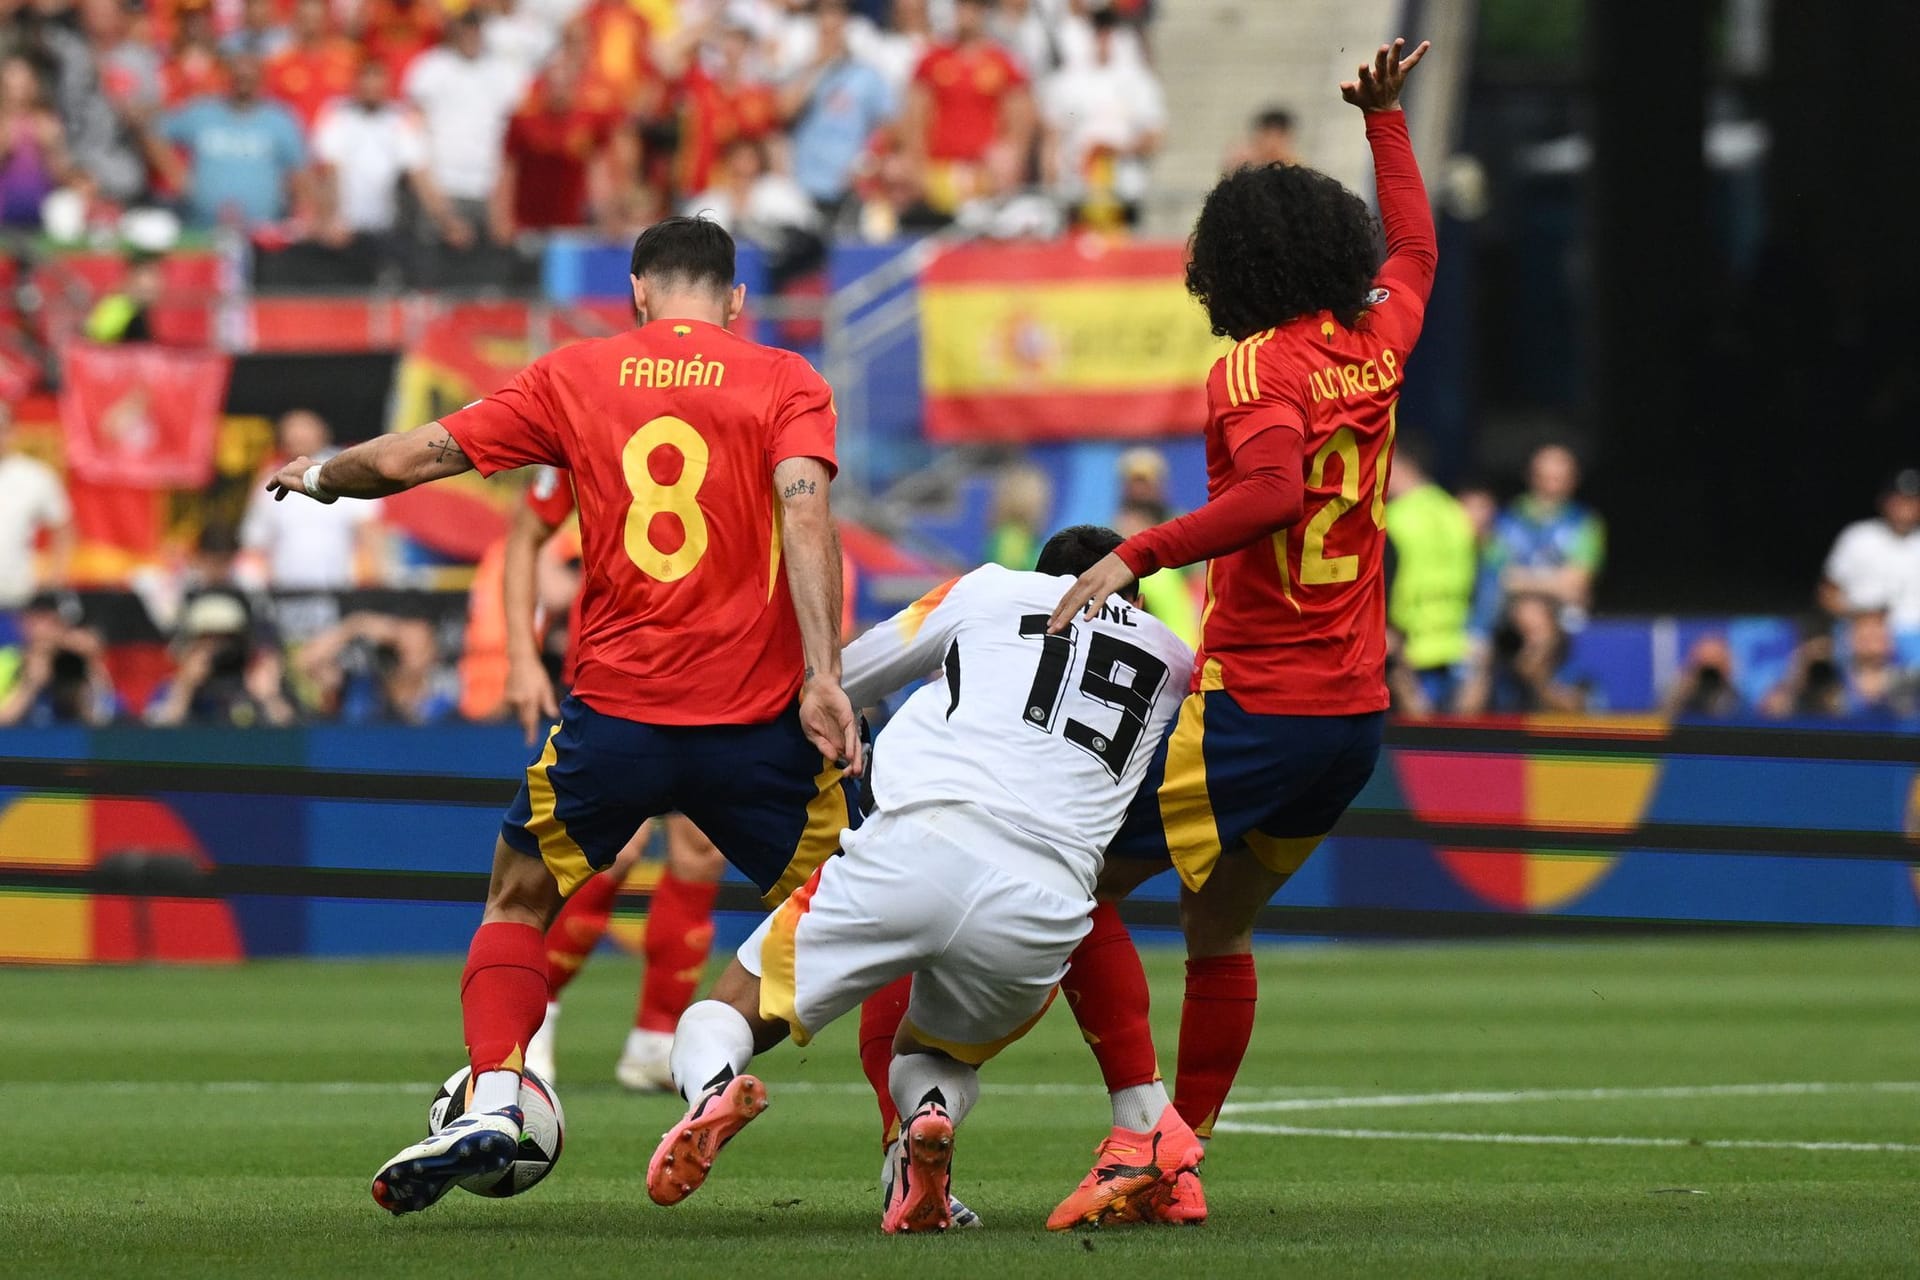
{"left": 629, "top": 216, "right": 736, "bottom": 295}
{"left": 1036, "top": 524, "right": 1125, "bottom": 581}
{"left": 1186, "top": 163, "right": 1378, "bottom": 337}
{"left": 1253, "top": 106, "right": 1295, "bottom": 133}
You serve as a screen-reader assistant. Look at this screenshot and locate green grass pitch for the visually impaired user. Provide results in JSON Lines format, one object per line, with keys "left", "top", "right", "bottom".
{"left": 4, "top": 935, "right": 1918, "bottom": 1278}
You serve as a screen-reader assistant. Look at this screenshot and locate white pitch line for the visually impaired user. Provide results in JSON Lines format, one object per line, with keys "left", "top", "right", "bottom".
{"left": 1212, "top": 1121, "right": 1920, "bottom": 1154}
{"left": 1221, "top": 1081, "right": 1920, "bottom": 1116}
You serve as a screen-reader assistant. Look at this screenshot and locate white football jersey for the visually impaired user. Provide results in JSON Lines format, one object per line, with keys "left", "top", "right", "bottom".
{"left": 842, "top": 564, "right": 1195, "bottom": 894}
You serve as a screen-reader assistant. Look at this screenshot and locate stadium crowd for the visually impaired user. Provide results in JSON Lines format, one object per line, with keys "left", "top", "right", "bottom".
{"left": 1, "top": 0, "right": 1168, "bottom": 286}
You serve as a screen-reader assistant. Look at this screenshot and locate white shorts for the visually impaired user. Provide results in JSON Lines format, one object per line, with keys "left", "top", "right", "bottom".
{"left": 740, "top": 803, "right": 1094, "bottom": 1064}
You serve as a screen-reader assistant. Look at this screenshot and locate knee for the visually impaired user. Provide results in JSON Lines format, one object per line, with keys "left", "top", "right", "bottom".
{"left": 1179, "top": 891, "right": 1255, "bottom": 958}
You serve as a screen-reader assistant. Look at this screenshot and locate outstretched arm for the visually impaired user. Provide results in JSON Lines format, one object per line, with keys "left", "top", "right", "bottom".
{"left": 1344, "top": 39, "right": 1437, "bottom": 302}
{"left": 265, "top": 422, "right": 472, "bottom": 504}
{"left": 776, "top": 455, "right": 863, "bottom": 775}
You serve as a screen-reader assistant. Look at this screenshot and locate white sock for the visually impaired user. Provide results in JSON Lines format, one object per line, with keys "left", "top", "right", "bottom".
{"left": 624, "top": 1026, "right": 672, "bottom": 1058}
{"left": 888, "top": 1053, "right": 980, "bottom": 1128}
{"left": 471, "top": 1069, "right": 521, "bottom": 1114}
{"left": 669, "top": 1000, "right": 755, "bottom": 1104}
{"left": 1111, "top": 1081, "right": 1171, "bottom": 1132}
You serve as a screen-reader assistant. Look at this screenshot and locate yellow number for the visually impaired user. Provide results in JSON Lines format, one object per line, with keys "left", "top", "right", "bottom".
{"left": 621, "top": 415, "right": 710, "bottom": 582}
{"left": 1300, "top": 427, "right": 1361, "bottom": 585}
{"left": 1289, "top": 403, "right": 1397, "bottom": 589}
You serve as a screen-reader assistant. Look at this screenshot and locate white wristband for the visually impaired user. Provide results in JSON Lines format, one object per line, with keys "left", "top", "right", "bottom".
{"left": 301, "top": 463, "right": 332, "bottom": 501}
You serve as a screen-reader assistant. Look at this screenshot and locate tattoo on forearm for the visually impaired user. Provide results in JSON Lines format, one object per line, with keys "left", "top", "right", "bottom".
{"left": 804, "top": 665, "right": 816, "bottom": 681}
{"left": 782, "top": 478, "right": 817, "bottom": 500}
{"left": 428, "top": 433, "right": 466, "bottom": 465}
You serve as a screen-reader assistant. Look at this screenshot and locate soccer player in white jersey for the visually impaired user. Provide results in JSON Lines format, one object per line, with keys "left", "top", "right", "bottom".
{"left": 644, "top": 526, "right": 1197, "bottom": 1233}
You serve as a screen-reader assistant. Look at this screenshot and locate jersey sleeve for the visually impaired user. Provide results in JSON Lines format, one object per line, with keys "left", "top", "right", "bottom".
{"left": 523, "top": 466, "right": 576, "bottom": 526}
{"left": 768, "top": 356, "right": 838, "bottom": 478}
{"left": 440, "top": 357, "right": 567, "bottom": 476}
{"left": 842, "top": 570, "right": 976, "bottom": 707}
{"left": 1216, "top": 342, "right": 1309, "bottom": 457}
{"left": 1362, "top": 109, "right": 1437, "bottom": 347}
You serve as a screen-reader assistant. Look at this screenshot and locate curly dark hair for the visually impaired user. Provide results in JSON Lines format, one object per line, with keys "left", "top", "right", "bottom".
{"left": 1185, "top": 163, "right": 1381, "bottom": 339}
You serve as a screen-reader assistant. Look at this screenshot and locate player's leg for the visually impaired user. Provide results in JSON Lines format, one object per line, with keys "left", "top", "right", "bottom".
{"left": 858, "top": 974, "right": 914, "bottom": 1148}
{"left": 530, "top": 820, "right": 652, "bottom": 1083}
{"left": 371, "top": 841, "right": 563, "bottom": 1214}
{"left": 619, "top": 814, "right": 723, "bottom": 1092}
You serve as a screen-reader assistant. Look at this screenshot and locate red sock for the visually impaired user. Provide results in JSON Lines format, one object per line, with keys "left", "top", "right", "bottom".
{"left": 635, "top": 870, "right": 720, "bottom": 1033}
{"left": 1061, "top": 902, "right": 1162, "bottom": 1096}
{"left": 462, "top": 921, "right": 550, "bottom": 1076}
{"left": 859, "top": 975, "right": 912, "bottom": 1146}
{"left": 1173, "top": 953, "right": 1258, "bottom": 1139}
{"left": 545, "top": 871, "right": 621, "bottom": 999}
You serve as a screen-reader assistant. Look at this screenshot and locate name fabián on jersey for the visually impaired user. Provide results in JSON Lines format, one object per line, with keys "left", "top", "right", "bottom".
{"left": 619, "top": 355, "right": 727, "bottom": 389}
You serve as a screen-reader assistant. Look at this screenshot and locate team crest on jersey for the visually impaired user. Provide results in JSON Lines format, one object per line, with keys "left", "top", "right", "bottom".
{"left": 1365, "top": 286, "right": 1391, "bottom": 306}
{"left": 673, "top": 324, "right": 693, "bottom": 336}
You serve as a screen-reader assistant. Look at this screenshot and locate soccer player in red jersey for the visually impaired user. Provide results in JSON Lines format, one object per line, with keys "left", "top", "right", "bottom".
{"left": 1043, "top": 39, "right": 1437, "bottom": 1228}
{"left": 265, "top": 217, "right": 865, "bottom": 1215}
{"left": 501, "top": 468, "right": 726, "bottom": 1094}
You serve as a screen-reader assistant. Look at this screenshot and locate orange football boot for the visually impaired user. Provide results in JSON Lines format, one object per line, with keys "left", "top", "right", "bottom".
{"left": 1046, "top": 1104, "right": 1206, "bottom": 1230}
{"left": 646, "top": 1073, "right": 768, "bottom": 1206}
{"left": 881, "top": 1101, "right": 955, "bottom": 1234}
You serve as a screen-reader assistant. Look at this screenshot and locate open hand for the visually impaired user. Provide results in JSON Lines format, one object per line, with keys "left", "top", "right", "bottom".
{"left": 1341, "top": 38, "right": 1429, "bottom": 113}
{"left": 1045, "top": 552, "right": 1137, "bottom": 634}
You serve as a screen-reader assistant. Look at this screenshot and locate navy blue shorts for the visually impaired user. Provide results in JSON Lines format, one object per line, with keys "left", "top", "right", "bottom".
{"left": 1107, "top": 690, "right": 1384, "bottom": 890}
{"left": 501, "top": 695, "right": 859, "bottom": 906}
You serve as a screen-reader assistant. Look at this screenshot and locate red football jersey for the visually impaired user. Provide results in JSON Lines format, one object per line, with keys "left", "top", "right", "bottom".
{"left": 444, "top": 318, "right": 837, "bottom": 726}
{"left": 1193, "top": 284, "right": 1425, "bottom": 715}
{"left": 912, "top": 42, "right": 1026, "bottom": 163}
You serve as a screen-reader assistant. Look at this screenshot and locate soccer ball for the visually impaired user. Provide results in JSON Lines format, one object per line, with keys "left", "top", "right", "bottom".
{"left": 427, "top": 1066, "right": 566, "bottom": 1197}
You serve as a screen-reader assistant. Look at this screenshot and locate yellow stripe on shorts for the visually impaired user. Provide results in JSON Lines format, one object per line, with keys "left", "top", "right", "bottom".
{"left": 1157, "top": 694, "right": 1225, "bottom": 892}
{"left": 757, "top": 874, "right": 820, "bottom": 1045}
{"left": 524, "top": 725, "right": 595, "bottom": 896}
{"left": 760, "top": 761, "right": 849, "bottom": 908}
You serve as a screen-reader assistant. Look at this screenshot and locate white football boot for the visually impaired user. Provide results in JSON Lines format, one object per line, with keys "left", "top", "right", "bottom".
{"left": 371, "top": 1106, "right": 523, "bottom": 1215}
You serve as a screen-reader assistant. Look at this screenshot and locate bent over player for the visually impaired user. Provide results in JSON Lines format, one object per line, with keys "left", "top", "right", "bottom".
{"left": 264, "top": 216, "right": 867, "bottom": 1215}
{"left": 646, "top": 527, "right": 1195, "bottom": 1233}
{"left": 1044, "top": 40, "right": 1438, "bottom": 1226}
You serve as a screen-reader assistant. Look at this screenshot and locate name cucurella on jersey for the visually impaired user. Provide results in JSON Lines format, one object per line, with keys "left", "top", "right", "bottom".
{"left": 618, "top": 355, "right": 728, "bottom": 389}
{"left": 1307, "top": 346, "right": 1400, "bottom": 404}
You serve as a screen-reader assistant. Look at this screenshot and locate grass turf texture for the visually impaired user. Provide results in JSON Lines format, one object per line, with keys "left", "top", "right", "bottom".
{"left": 3, "top": 936, "right": 1917, "bottom": 1278}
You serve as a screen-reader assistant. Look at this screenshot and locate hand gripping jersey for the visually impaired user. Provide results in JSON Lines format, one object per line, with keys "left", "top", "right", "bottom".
{"left": 443, "top": 318, "right": 837, "bottom": 726}
{"left": 844, "top": 564, "right": 1195, "bottom": 895}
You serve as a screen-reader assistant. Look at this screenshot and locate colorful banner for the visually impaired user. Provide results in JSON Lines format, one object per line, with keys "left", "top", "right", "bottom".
{"left": 57, "top": 343, "right": 232, "bottom": 488}
{"left": 919, "top": 242, "right": 1226, "bottom": 442}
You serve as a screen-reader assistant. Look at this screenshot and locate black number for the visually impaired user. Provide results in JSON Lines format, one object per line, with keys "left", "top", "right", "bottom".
{"left": 1017, "top": 616, "right": 1169, "bottom": 780}
{"left": 1017, "top": 613, "right": 1076, "bottom": 731}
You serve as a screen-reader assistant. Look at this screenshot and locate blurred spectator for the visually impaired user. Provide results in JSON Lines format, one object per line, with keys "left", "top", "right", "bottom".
{"left": 1454, "top": 477, "right": 1503, "bottom": 637}
{"left": 571, "top": 0, "right": 661, "bottom": 112}
{"left": 0, "top": 401, "right": 73, "bottom": 609}
{"left": 984, "top": 462, "right": 1049, "bottom": 569}
{"left": 478, "top": 0, "right": 558, "bottom": 75}
{"left": 150, "top": 51, "right": 308, "bottom": 227}
{"left": 0, "top": 53, "right": 73, "bottom": 227}
{"left": 666, "top": 19, "right": 779, "bottom": 199}
{"left": 780, "top": 0, "right": 894, "bottom": 218}
{"left": 1488, "top": 444, "right": 1605, "bottom": 622}
{"left": 501, "top": 36, "right": 632, "bottom": 232}
{"left": 684, "top": 136, "right": 820, "bottom": 272}
{"left": 403, "top": 10, "right": 529, "bottom": 249}
{"left": 904, "top": 0, "right": 1032, "bottom": 215}
{"left": 1115, "top": 445, "right": 1167, "bottom": 509}
{"left": 146, "top": 591, "right": 297, "bottom": 727}
{"left": 0, "top": 595, "right": 120, "bottom": 726}
{"left": 77, "top": 0, "right": 163, "bottom": 204}
{"left": 1762, "top": 612, "right": 1917, "bottom": 721}
{"left": 1113, "top": 498, "right": 1197, "bottom": 647}
{"left": 1383, "top": 445, "right": 1476, "bottom": 716}
{"left": 360, "top": 0, "right": 442, "bottom": 83}
{"left": 1051, "top": 0, "right": 1145, "bottom": 71}
{"left": 862, "top": 0, "right": 932, "bottom": 93}
{"left": 239, "top": 410, "right": 385, "bottom": 591}
{"left": 1458, "top": 593, "right": 1590, "bottom": 714}
{"left": 263, "top": 0, "right": 359, "bottom": 130}
{"left": 1227, "top": 105, "right": 1297, "bottom": 170}
{"left": 1819, "top": 468, "right": 1920, "bottom": 641}
{"left": 312, "top": 58, "right": 449, "bottom": 256}
{"left": 296, "top": 610, "right": 458, "bottom": 724}
{"left": 993, "top": 0, "right": 1056, "bottom": 78}
{"left": 162, "top": 2, "right": 228, "bottom": 105}
{"left": 221, "top": 0, "right": 291, "bottom": 60}
{"left": 1039, "top": 7, "right": 1161, "bottom": 227}
{"left": 83, "top": 251, "right": 163, "bottom": 342}
{"left": 1661, "top": 635, "right": 1745, "bottom": 719}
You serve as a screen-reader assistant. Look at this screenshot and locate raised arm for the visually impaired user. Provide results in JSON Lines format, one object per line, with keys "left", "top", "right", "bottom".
{"left": 265, "top": 421, "right": 471, "bottom": 504}
{"left": 842, "top": 575, "right": 969, "bottom": 708}
{"left": 776, "top": 455, "right": 863, "bottom": 775}
{"left": 1343, "top": 39, "right": 1436, "bottom": 301}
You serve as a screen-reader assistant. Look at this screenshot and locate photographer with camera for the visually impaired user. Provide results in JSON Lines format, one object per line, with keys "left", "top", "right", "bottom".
{"left": 146, "top": 594, "right": 298, "bottom": 728}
